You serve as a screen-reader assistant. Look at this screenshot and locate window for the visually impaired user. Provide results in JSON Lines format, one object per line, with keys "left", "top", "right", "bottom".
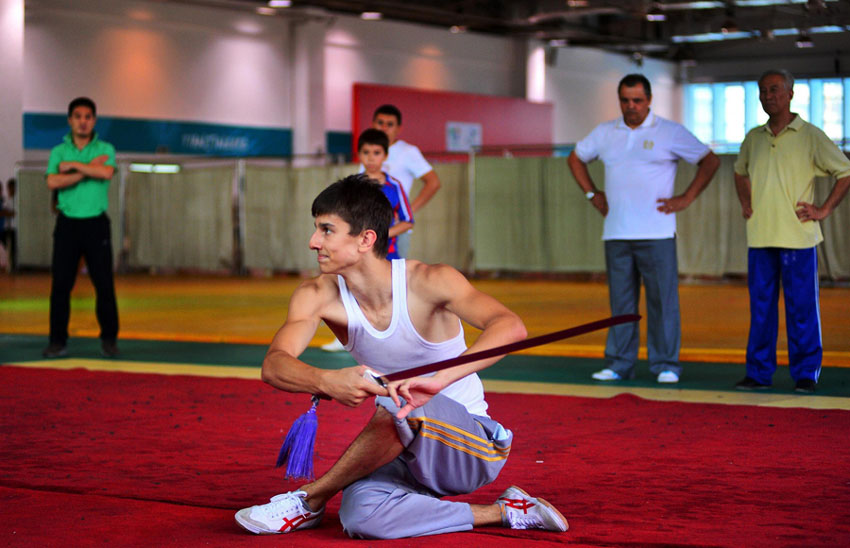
{"left": 790, "top": 81, "right": 810, "bottom": 121}
{"left": 685, "top": 77, "right": 849, "bottom": 152}
{"left": 723, "top": 85, "right": 746, "bottom": 144}
{"left": 687, "top": 85, "right": 713, "bottom": 145}
{"left": 823, "top": 81, "right": 843, "bottom": 141}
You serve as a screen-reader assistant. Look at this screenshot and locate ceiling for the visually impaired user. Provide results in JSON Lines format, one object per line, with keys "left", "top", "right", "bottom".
{"left": 169, "top": 0, "right": 850, "bottom": 63}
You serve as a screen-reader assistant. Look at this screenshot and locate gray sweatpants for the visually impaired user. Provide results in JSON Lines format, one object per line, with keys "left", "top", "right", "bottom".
{"left": 604, "top": 237, "right": 682, "bottom": 377}
{"left": 339, "top": 394, "right": 512, "bottom": 539}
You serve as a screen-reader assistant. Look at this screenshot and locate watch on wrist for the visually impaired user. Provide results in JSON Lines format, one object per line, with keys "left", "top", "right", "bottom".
{"left": 585, "top": 191, "right": 596, "bottom": 200}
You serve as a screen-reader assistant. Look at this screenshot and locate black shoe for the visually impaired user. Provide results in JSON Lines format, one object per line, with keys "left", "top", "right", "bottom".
{"left": 735, "top": 376, "right": 771, "bottom": 391}
{"left": 101, "top": 340, "right": 119, "bottom": 358}
{"left": 794, "top": 379, "right": 816, "bottom": 394}
{"left": 42, "top": 343, "right": 68, "bottom": 359}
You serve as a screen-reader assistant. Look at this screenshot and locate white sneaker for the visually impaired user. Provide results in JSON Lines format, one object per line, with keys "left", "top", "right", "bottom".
{"left": 321, "top": 338, "right": 346, "bottom": 352}
{"left": 497, "top": 485, "right": 568, "bottom": 532}
{"left": 657, "top": 371, "right": 680, "bottom": 383}
{"left": 235, "top": 491, "right": 323, "bottom": 534}
{"left": 591, "top": 368, "right": 622, "bottom": 381}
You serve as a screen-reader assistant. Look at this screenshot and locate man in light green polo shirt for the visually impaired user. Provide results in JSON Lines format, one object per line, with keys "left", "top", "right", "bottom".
{"left": 733, "top": 69, "right": 850, "bottom": 394}
{"left": 43, "top": 97, "right": 120, "bottom": 359}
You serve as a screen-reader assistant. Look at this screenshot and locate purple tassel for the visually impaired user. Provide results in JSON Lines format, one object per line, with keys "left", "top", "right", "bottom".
{"left": 276, "top": 395, "right": 319, "bottom": 480}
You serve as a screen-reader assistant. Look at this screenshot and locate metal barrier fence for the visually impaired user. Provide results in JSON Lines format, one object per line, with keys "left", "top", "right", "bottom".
{"left": 13, "top": 157, "right": 470, "bottom": 274}
{"left": 11, "top": 150, "right": 850, "bottom": 280}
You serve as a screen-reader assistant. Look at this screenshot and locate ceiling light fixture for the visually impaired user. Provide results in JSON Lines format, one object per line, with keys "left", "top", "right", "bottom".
{"left": 268, "top": 0, "right": 292, "bottom": 7}
{"left": 646, "top": 5, "right": 667, "bottom": 22}
{"left": 361, "top": 12, "right": 382, "bottom": 20}
{"left": 632, "top": 51, "right": 644, "bottom": 66}
{"left": 795, "top": 30, "right": 814, "bottom": 47}
{"left": 720, "top": 4, "right": 739, "bottom": 34}
{"left": 130, "top": 163, "right": 181, "bottom": 174}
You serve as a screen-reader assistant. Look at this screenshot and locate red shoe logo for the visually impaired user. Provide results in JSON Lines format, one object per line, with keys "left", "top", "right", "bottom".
{"left": 279, "top": 512, "right": 320, "bottom": 532}
{"left": 500, "top": 497, "right": 536, "bottom": 515}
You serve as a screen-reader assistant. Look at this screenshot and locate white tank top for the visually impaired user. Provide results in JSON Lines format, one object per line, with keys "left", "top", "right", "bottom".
{"left": 338, "top": 259, "right": 488, "bottom": 417}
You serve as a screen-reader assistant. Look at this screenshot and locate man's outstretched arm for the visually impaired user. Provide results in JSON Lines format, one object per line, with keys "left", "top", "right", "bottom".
{"left": 261, "top": 279, "right": 386, "bottom": 407}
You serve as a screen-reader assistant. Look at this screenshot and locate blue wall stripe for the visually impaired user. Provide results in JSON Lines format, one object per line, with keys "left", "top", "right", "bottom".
{"left": 24, "top": 113, "right": 292, "bottom": 157}
{"left": 326, "top": 130, "right": 352, "bottom": 161}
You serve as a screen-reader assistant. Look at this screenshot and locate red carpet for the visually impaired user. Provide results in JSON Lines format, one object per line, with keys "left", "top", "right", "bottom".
{"left": 1, "top": 365, "right": 849, "bottom": 547}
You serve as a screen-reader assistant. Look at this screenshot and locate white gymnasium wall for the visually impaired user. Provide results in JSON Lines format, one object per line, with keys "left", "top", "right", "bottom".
{"left": 545, "top": 46, "right": 681, "bottom": 144}
{"left": 21, "top": 0, "right": 685, "bottom": 156}
{"left": 323, "top": 16, "right": 527, "bottom": 132}
{"left": 24, "top": 0, "right": 292, "bottom": 129}
{"left": 1, "top": 0, "right": 24, "bottom": 179}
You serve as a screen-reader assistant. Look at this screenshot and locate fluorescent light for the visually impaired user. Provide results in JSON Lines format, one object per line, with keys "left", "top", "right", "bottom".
{"left": 808, "top": 25, "right": 846, "bottom": 34}
{"left": 662, "top": 2, "right": 722, "bottom": 8}
{"left": 795, "top": 31, "right": 814, "bottom": 48}
{"left": 672, "top": 31, "right": 751, "bottom": 43}
{"left": 360, "top": 12, "right": 382, "bottom": 20}
{"left": 663, "top": 0, "right": 835, "bottom": 8}
{"left": 268, "top": 0, "right": 291, "bottom": 6}
{"left": 646, "top": 5, "right": 666, "bottom": 21}
{"left": 773, "top": 26, "right": 844, "bottom": 36}
{"left": 674, "top": 24, "right": 846, "bottom": 44}
{"left": 130, "top": 163, "right": 181, "bottom": 174}
{"left": 736, "top": 0, "right": 829, "bottom": 6}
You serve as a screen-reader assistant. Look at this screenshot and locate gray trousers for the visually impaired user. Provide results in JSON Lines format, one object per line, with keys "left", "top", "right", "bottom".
{"left": 604, "top": 238, "right": 681, "bottom": 377}
{"left": 338, "top": 394, "right": 511, "bottom": 539}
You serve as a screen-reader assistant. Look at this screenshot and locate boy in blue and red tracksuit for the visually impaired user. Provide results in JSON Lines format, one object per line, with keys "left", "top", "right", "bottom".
{"left": 357, "top": 128, "right": 413, "bottom": 260}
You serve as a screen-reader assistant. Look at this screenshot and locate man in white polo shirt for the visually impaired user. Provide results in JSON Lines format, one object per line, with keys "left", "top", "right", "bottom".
{"left": 567, "top": 74, "right": 719, "bottom": 384}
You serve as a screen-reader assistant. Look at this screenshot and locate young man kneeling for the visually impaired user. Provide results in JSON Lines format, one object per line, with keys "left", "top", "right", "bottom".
{"left": 236, "top": 174, "right": 568, "bottom": 539}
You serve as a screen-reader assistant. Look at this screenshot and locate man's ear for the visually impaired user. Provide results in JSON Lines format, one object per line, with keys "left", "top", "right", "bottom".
{"left": 358, "top": 229, "right": 378, "bottom": 253}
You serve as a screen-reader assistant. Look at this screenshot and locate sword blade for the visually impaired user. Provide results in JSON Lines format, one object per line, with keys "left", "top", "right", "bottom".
{"left": 380, "top": 313, "right": 640, "bottom": 384}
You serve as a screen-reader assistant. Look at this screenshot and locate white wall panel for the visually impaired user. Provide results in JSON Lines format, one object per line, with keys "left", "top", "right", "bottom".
{"left": 0, "top": 0, "right": 23, "bottom": 179}
{"left": 324, "top": 16, "right": 525, "bottom": 131}
{"left": 545, "top": 46, "right": 681, "bottom": 144}
{"left": 22, "top": 0, "right": 686, "bottom": 153}
{"left": 24, "top": 0, "right": 291, "bottom": 128}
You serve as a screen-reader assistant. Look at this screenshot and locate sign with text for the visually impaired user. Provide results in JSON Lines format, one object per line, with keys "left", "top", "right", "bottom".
{"left": 24, "top": 114, "right": 291, "bottom": 157}
{"left": 446, "top": 122, "right": 482, "bottom": 152}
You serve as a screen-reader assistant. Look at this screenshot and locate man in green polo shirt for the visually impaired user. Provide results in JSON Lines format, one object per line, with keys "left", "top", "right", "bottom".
{"left": 734, "top": 70, "right": 850, "bottom": 394}
{"left": 43, "top": 97, "right": 120, "bottom": 358}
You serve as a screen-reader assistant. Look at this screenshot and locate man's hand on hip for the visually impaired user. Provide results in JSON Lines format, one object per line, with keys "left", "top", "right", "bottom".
{"left": 590, "top": 192, "right": 608, "bottom": 216}
{"left": 656, "top": 194, "right": 693, "bottom": 214}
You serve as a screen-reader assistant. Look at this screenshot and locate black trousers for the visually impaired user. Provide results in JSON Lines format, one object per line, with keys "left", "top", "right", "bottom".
{"left": 49, "top": 213, "right": 119, "bottom": 345}
{"left": 1, "top": 229, "right": 15, "bottom": 270}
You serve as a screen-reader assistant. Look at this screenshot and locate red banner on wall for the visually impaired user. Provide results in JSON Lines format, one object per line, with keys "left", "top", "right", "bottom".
{"left": 353, "top": 83, "right": 553, "bottom": 160}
